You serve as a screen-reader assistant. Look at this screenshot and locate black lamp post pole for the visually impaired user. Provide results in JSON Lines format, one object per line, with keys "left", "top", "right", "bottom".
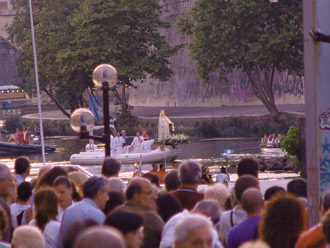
{"left": 102, "top": 81, "right": 111, "bottom": 157}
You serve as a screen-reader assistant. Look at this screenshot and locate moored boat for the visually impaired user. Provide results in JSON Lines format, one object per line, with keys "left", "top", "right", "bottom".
{"left": 70, "top": 145, "right": 180, "bottom": 165}
{"left": 260, "top": 146, "right": 284, "bottom": 154}
{"left": 0, "top": 141, "right": 56, "bottom": 154}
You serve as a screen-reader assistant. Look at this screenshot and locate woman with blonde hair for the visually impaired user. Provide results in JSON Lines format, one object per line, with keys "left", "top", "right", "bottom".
{"left": 204, "top": 183, "right": 230, "bottom": 212}
{"left": 29, "top": 189, "right": 60, "bottom": 248}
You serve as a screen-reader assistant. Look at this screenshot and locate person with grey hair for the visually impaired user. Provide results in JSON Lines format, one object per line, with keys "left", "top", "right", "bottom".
{"left": 169, "top": 161, "right": 204, "bottom": 210}
{"left": 0, "top": 164, "right": 14, "bottom": 242}
{"left": 174, "top": 214, "right": 214, "bottom": 248}
{"left": 56, "top": 177, "right": 109, "bottom": 248}
{"left": 74, "top": 226, "right": 125, "bottom": 248}
{"left": 227, "top": 188, "right": 264, "bottom": 248}
{"left": 193, "top": 199, "right": 220, "bottom": 219}
{"left": 108, "top": 177, "right": 125, "bottom": 195}
{"left": 12, "top": 225, "right": 45, "bottom": 248}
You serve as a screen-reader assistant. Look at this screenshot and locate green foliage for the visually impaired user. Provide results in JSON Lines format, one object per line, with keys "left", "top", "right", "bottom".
{"left": 7, "top": 0, "right": 179, "bottom": 111}
{"left": 114, "top": 106, "right": 136, "bottom": 127}
{"left": 177, "top": 0, "right": 303, "bottom": 118}
{"left": 4, "top": 115, "right": 23, "bottom": 133}
{"left": 279, "top": 126, "right": 300, "bottom": 157}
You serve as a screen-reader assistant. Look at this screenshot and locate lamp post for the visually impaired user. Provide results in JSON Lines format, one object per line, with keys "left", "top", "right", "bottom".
{"left": 70, "top": 64, "right": 118, "bottom": 157}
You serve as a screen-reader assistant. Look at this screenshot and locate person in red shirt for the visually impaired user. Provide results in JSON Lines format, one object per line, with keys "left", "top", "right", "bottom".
{"left": 295, "top": 190, "right": 330, "bottom": 248}
{"left": 141, "top": 128, "right": 151, "bottom": 141}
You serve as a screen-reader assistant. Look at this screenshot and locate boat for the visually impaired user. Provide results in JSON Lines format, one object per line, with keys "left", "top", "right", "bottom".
{"left": 260, "top": 146, "right": 284, "bottom": 154}
{"left": 70, "top": 144, "right": 180, "bottom": 165}
{"left": 0, "top": 141, "right": 56, "bottom": 154}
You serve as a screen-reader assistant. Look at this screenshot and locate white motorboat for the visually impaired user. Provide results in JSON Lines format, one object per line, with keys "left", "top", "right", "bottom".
{"left": 70, "top": 140, "right": 180, "bottom": 165}
{"left": 260, "top": 147, "right": 284, "bottom": 154}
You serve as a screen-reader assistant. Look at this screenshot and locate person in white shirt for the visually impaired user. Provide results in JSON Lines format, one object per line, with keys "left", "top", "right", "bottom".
{"left": 114, "top": 132, "right": 124, "bottom": 156}
{"left": 11, "top": 181, "right": 32, "bottom": 228}
{"left": 52, "top": 176, "right": 76, "bottom": 223}
{"left": 29, "top": 189, "right": 60, "bottom": 248}
{"left": 131, "top": 132, "right": 143, "bottom": 153}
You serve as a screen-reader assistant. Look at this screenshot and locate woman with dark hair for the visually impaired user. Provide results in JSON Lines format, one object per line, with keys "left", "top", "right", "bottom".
{"left": 36, "top": 167, "right": 67, "bottom": 189}
{"left": 53, "top": 176, "right": 80, "bottom": 222}
{"left": 156, "top": 193, "right": 182, "bottom": 223}
{"left": 29, "top": 189, "right": 59, "bottom": 248}
{"left": 259, "top": 194, "right": 306, "bottom": 248}
{"left": 105, "top": 210, "right": 144, "bottom": 248}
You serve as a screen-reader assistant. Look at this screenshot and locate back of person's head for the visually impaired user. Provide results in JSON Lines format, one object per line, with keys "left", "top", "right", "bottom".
{"left": 34, "top": 188, "right": 58, "bottom": 231}
{"left": 37, "top": 166, "right": 67, "bottom": 189}
{"left": 264, "top": 186, "right": 285, "bottom": 201}
{"left": 142, "top": 172, "right": 160, "bottom": 187}
{"left": 322, "top": 191, "right": 330, "bottom": 214}
{"left": 74, "top": 226, "right": 125, "bottom": 248}
{"left": 178, "top": 161, "right": 202, "bottom": 185}
{"left": 101, "top": 158, "right": 121, "bottom": 177}
{"left": 237, "top": 157, "right": 259, "bottom": 178}
{"left": 126, "top": 178, "right": 146, "bottom": 200}
{"left": 53, "top": 176, "right": 72, "bottom": 188}
{"left": 322, "top": 209, "right": 330, "bottom": 243}
{"left": 193, "top": 199, "right": 220, "bottom": 217}
{"left": 220, "top": 166, "right": 227, "bottom": 174}
{"left": 17, "top": 181, "right": 32, "bottom": 202}
{"left": 0, "top": 163, "right": 10, "bottom": 181}
{"left": 108, "top": 177, "right": 124, "bottom": 194}
{"left": 12, "top": 225, "right": 45, "bottom": 248}
{"left": 68, "top": 171, "right": 88, "bottom": 198}
{"left": 63, "top": 220, "right": 97, "bottom": 248}
{"left": 83, "top": 177, "right": 108, "bottom": 199}
{"left": 259, "top": 194, "right": 305, "bottom": 248}
{"left": 241, "top": 188, "right": 263, "bottom": 215}
{"left": 103, "top": 191, "right": 125, "bottom": 216}
{"left": 0, "top": 205, "right": 7, "bottom": 236}
{"left": 15, "top": 157, "right": 30, "bottom": 175}
{"left": 165, "top": 170, "right": 180, "bottom": 192}
{"left": 287, "top": 178, "right": 307, "bottom": 198}
{"left": 204, "top": 183, "right": 230, "bottom": 211}
{"left": 156, "top": 193, "right": 182, "bottom": 222}
{"left": 105, "top": 210, "right": 143, "bottom": 235}
{"left": 38, "top": 165, "right": 53, "bottom": 178}
{"left": 174, "top": 214, "right": 213, "bottom": 244}
{"left": 234, "top": 175, "right": 259, "bottom": 203}
{"left": 160, "top": 164, "right": 165, "bottom": 170}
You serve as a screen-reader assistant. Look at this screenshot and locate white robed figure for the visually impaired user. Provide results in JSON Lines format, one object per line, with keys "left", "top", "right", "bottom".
{"left": 131, "top": 132, "right": 144, "bottom": 153}
{"left": 110, "top": 135, "right": 115, "bottom": 155}
{"left": 114, "top": 133, "right": 124, "bottom": 155}
{"left": 158, "top": 110, "right": 174, "bottom": 141}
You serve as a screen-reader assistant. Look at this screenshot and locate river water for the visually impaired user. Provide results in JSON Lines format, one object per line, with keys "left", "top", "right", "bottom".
{"left": 1, "top": 136, "right": 299, "bottom": 188}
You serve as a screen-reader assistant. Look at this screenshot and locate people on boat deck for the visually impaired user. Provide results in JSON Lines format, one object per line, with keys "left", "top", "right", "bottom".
{"left": 141, "top": 128, "right": 151, "bottom": 141}
{"left": 260, "top": 134, "right": 267, "bottom": 146}
{"left": 120, "top": 130, "right": 128, "bottom": 146}
{"left": 22, "top": 127, "right": 30, "bottom": 145}
{"left": 8, "top": 128, "right": 23, "bottom": 144}
{"left": 266, "top": 134, "right": 273, "bottom": 147}
{"left": 114, "top": 132, "right": 124, "bottom": 156}
{"left": 131, "top": 132, "right": 143, "bottom": 153}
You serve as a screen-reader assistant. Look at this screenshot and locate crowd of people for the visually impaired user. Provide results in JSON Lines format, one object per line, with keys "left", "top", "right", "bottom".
{"left": 260, "top": 133, "right": 281, "bottom": 148}
{"left": 1, "top": 156, "right": 330, "bottom": 248}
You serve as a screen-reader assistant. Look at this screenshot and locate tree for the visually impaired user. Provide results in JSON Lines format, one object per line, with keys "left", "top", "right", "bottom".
{"left": 177, "top": 0, "right": 303, "bottom": 119}
{"left": 7, "top": 0, "right": 179, "bottom": 114}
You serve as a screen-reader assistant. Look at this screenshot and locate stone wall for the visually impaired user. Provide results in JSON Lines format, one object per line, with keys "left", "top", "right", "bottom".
{"left": 129, "top": 0, "right": 305, "bottom": 107}
{"left": 0, "top": 37, "right": 20, "bottom": 86}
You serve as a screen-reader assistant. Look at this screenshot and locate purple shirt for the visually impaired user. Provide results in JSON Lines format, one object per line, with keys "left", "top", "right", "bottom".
{"left": 227, "top": 216, "right": 261, "bottom": 248}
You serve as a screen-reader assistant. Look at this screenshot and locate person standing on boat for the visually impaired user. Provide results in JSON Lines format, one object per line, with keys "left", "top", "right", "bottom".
{"left": 114, "top": 132, "right": 124, "bottom": 155}
{"left": 120, "top": 130, "right": 128, "bottom": 146}
{"left": 22, "top": 126, "right": 30, "bottom": 145}
{"left": 158, "top": 110, "right": 174, "bottom": 141}
{"left": 142, "top": 128, "right": 151, "bottom": 141}
{"left": 8, "top": 128, "right": 23, "bottom": 144}
{"left": 131, "top": 132, "right": 143, "bottom": 153}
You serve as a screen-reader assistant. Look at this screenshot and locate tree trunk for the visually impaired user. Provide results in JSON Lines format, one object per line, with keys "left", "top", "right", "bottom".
{"left": 42, "top": 89, "right": 71, "bottom": 118}
{"left": 121, "top": 83, "right": 128, "bottom": 113}
{"left": 246, "top": 69, "right": 280, "bottom": 120}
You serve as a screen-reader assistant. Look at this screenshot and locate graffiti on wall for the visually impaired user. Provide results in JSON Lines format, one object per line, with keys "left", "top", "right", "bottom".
{"left": 275, "top": 74, "right": 304, "bottom": 96}
{"left": 320, "top": 137, "right": 330, "bottom": 192}
{"left": 229, "top": 87, "right": 254, "bottom": 101}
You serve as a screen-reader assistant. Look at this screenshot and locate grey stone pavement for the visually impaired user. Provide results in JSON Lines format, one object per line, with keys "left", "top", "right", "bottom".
{"left": 22, "top": 104, "right": 305, "bottom": 120}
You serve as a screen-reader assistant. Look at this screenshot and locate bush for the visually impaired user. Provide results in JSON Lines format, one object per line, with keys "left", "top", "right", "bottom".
{"left": 279, "top": 126, "right": 300, "bottom": 157}
{"left": 4, "top": 115, "right": 23, "bottom": 133}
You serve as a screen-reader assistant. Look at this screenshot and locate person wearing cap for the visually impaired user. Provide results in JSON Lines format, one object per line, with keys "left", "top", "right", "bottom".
{"left": 142, "top": 128, "right": 151, "bottom": 141}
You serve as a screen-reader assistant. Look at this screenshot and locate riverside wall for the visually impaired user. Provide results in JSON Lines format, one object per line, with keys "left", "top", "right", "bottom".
{"left": 129, "top": 0, "right": 305, "bottom": 107}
